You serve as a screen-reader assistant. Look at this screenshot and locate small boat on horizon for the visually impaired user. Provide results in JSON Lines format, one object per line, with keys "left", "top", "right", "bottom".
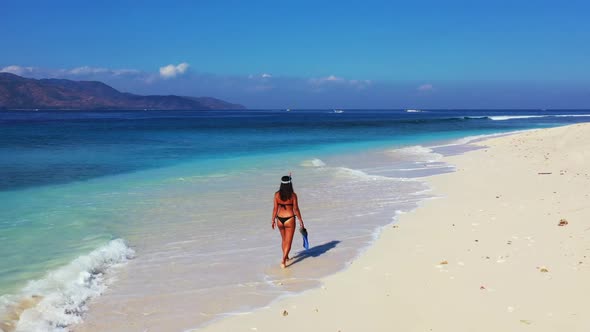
{"left": 406, "top": 109, "right": 422, "bottom": 113}
{"left": 333, "top": 109, "right": 344, "bottom": 113}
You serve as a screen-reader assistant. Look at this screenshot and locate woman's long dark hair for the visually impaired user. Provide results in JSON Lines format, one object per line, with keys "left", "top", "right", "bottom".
{"left": 278, "top": 175, "right": 294, "bottom": 201}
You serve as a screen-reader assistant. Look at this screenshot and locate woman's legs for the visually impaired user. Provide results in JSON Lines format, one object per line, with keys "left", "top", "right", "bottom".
{"left": 278, "top": 223, "right": 286, "bottom": 265}
{"left": 277, "top": 218, "right": 296, "bottom": 268}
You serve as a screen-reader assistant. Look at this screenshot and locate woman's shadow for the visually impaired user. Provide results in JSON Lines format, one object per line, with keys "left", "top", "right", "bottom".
{"left": 289, "top": 240, "right": 340, "bottom": 266}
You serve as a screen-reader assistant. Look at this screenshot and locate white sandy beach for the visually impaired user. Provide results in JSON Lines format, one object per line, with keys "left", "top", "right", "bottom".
{"left": 198, "top": 123, "right": 590, "bottom": 332}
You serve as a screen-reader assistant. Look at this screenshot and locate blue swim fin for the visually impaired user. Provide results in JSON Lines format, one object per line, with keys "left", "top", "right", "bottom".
{"left": 300, "top": 227, "right": 309, "bottom": 250}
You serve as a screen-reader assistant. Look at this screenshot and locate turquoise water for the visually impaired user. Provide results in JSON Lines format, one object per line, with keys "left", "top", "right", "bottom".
{"left": 1, "top": 109, "right": 590, "bottom": 330}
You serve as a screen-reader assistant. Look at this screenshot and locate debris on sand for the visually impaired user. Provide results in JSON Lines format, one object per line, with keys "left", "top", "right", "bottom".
{"left": 282, "top": 310, "right": 289, "bottom": 316}
{"left": 558, "top": 219, "right": 568, "bottom": 226}
{"left": 439, "top": 260, "right": 449, "bottom": 265}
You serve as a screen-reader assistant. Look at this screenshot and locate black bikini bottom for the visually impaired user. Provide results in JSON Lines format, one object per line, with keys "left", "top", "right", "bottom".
{"left": 276, "top": 215, "right": 295, "bottom": 224}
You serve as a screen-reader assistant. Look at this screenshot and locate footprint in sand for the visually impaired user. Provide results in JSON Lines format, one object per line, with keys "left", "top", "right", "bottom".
{"left": 496, "top": 255, "right": 508, "bottom": 263}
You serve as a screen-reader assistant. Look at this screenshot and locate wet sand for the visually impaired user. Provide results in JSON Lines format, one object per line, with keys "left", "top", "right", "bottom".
{"left": 198, "top": 123, "right": 590, "bottom": 331}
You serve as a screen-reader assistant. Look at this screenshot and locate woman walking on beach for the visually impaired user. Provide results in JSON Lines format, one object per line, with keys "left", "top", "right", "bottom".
{"left": 272, "top": 175, "right": 305, "bottom": 268}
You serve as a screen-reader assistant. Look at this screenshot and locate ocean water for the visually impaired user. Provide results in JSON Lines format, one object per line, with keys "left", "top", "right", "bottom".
{"left": 1, "top": 109, "right": 590, "bottom": 331}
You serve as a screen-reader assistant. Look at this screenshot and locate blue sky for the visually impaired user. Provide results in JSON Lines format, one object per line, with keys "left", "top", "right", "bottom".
{"left": 1, "top": 0, "right": 589, "bottom": 108}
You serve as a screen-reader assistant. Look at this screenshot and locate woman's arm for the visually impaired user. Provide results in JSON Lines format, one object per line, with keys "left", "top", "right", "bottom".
{"left": 293, "top": 193, "right": 304, "bottom": 228}
{"left": 271, "top": 193, "right": 278, "bottom": 229}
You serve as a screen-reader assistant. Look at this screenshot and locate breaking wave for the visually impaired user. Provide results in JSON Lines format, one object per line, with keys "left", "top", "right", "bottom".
{"left": 386, "top": 145, "right": 443, "bottom": 163}
{"left": 489, "top": 114, "right": 590, "bottom": 121}
{"left": 0, "top": 239, "right": 134, "bottom": 332}
{"left": 300, "top": 158, "right": 326, "bottom": 167}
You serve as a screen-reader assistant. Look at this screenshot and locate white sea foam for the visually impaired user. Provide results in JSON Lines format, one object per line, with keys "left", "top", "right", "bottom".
{"left": 330, "top": 166, "right": 411, "bottom": 182}
{"left": 395, "top": 165, "right": 452, "bottom": 171}
{"left": 553, "top": 114, "right": 590, "bottom": 118}
{"left": 386, "top": 145, "right": 443, "bottom": 163}
{"left": 332, "top": 167, "right": 386, "bottom": 181}
{"left": 463, "top": 116, "right": 488, "bottom": 119}
{"left": 430, "top": 130, "right": 528, "bottom": 148}
{"left": 489, "top": 114, "right": 590, "bottom": 121}
{"left": 489, "top": 115, "right": 545, "bottom": 121}
{"left": 0, "top": 239, "right": 134, "bottom": 332}
{"left": 300, "top": 158, "right": 326, "bottom": 167}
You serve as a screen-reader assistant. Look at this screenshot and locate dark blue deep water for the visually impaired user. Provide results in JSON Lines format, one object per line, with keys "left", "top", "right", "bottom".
{"left": 2, "top": 109, "right": 590, "bottom": 191}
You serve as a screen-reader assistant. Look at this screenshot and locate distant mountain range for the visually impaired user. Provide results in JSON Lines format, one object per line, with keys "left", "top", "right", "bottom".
{"left": 0, "top": 73, "right": 245, "bottom": 110}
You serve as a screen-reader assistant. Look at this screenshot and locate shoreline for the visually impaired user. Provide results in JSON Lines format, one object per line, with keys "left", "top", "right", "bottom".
{"left": 72, "top": 129, "right": 449, "bottom": 331}
{"left": 198, "top": 123, "right": 590, "bottom": 331}
{"left": 187, "top": 130, "right": 526, "bottom": 330}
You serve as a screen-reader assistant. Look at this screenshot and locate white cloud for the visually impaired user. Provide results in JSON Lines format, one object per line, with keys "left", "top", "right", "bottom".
{"left": 1, "top": 65, "right": 142, "bottom": 79}
{"left": 68, "top": 66, "right": 109, "bottom": 75}
{"left": 324, "top": 75, "right": 343, "bottom": 82}
{"left": 159, "top": 62, "right": 190, "bottom": 79}
{"left": 308, "top": 75, "right": 371, "bottom": 91}
{"left": 0, "top": 65, "right": 34, "bottom": 75}
{"left": 418, "top": 83, "right": 434, "bottom": 91}
{"left": 309, "top": 75, "right": 345, "bottom": 85}
{"left": 112, "top": 69, "right": 142, "bottom": 76}
{"left": 67, "top": 66, "right": 139, "bottom": 76}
